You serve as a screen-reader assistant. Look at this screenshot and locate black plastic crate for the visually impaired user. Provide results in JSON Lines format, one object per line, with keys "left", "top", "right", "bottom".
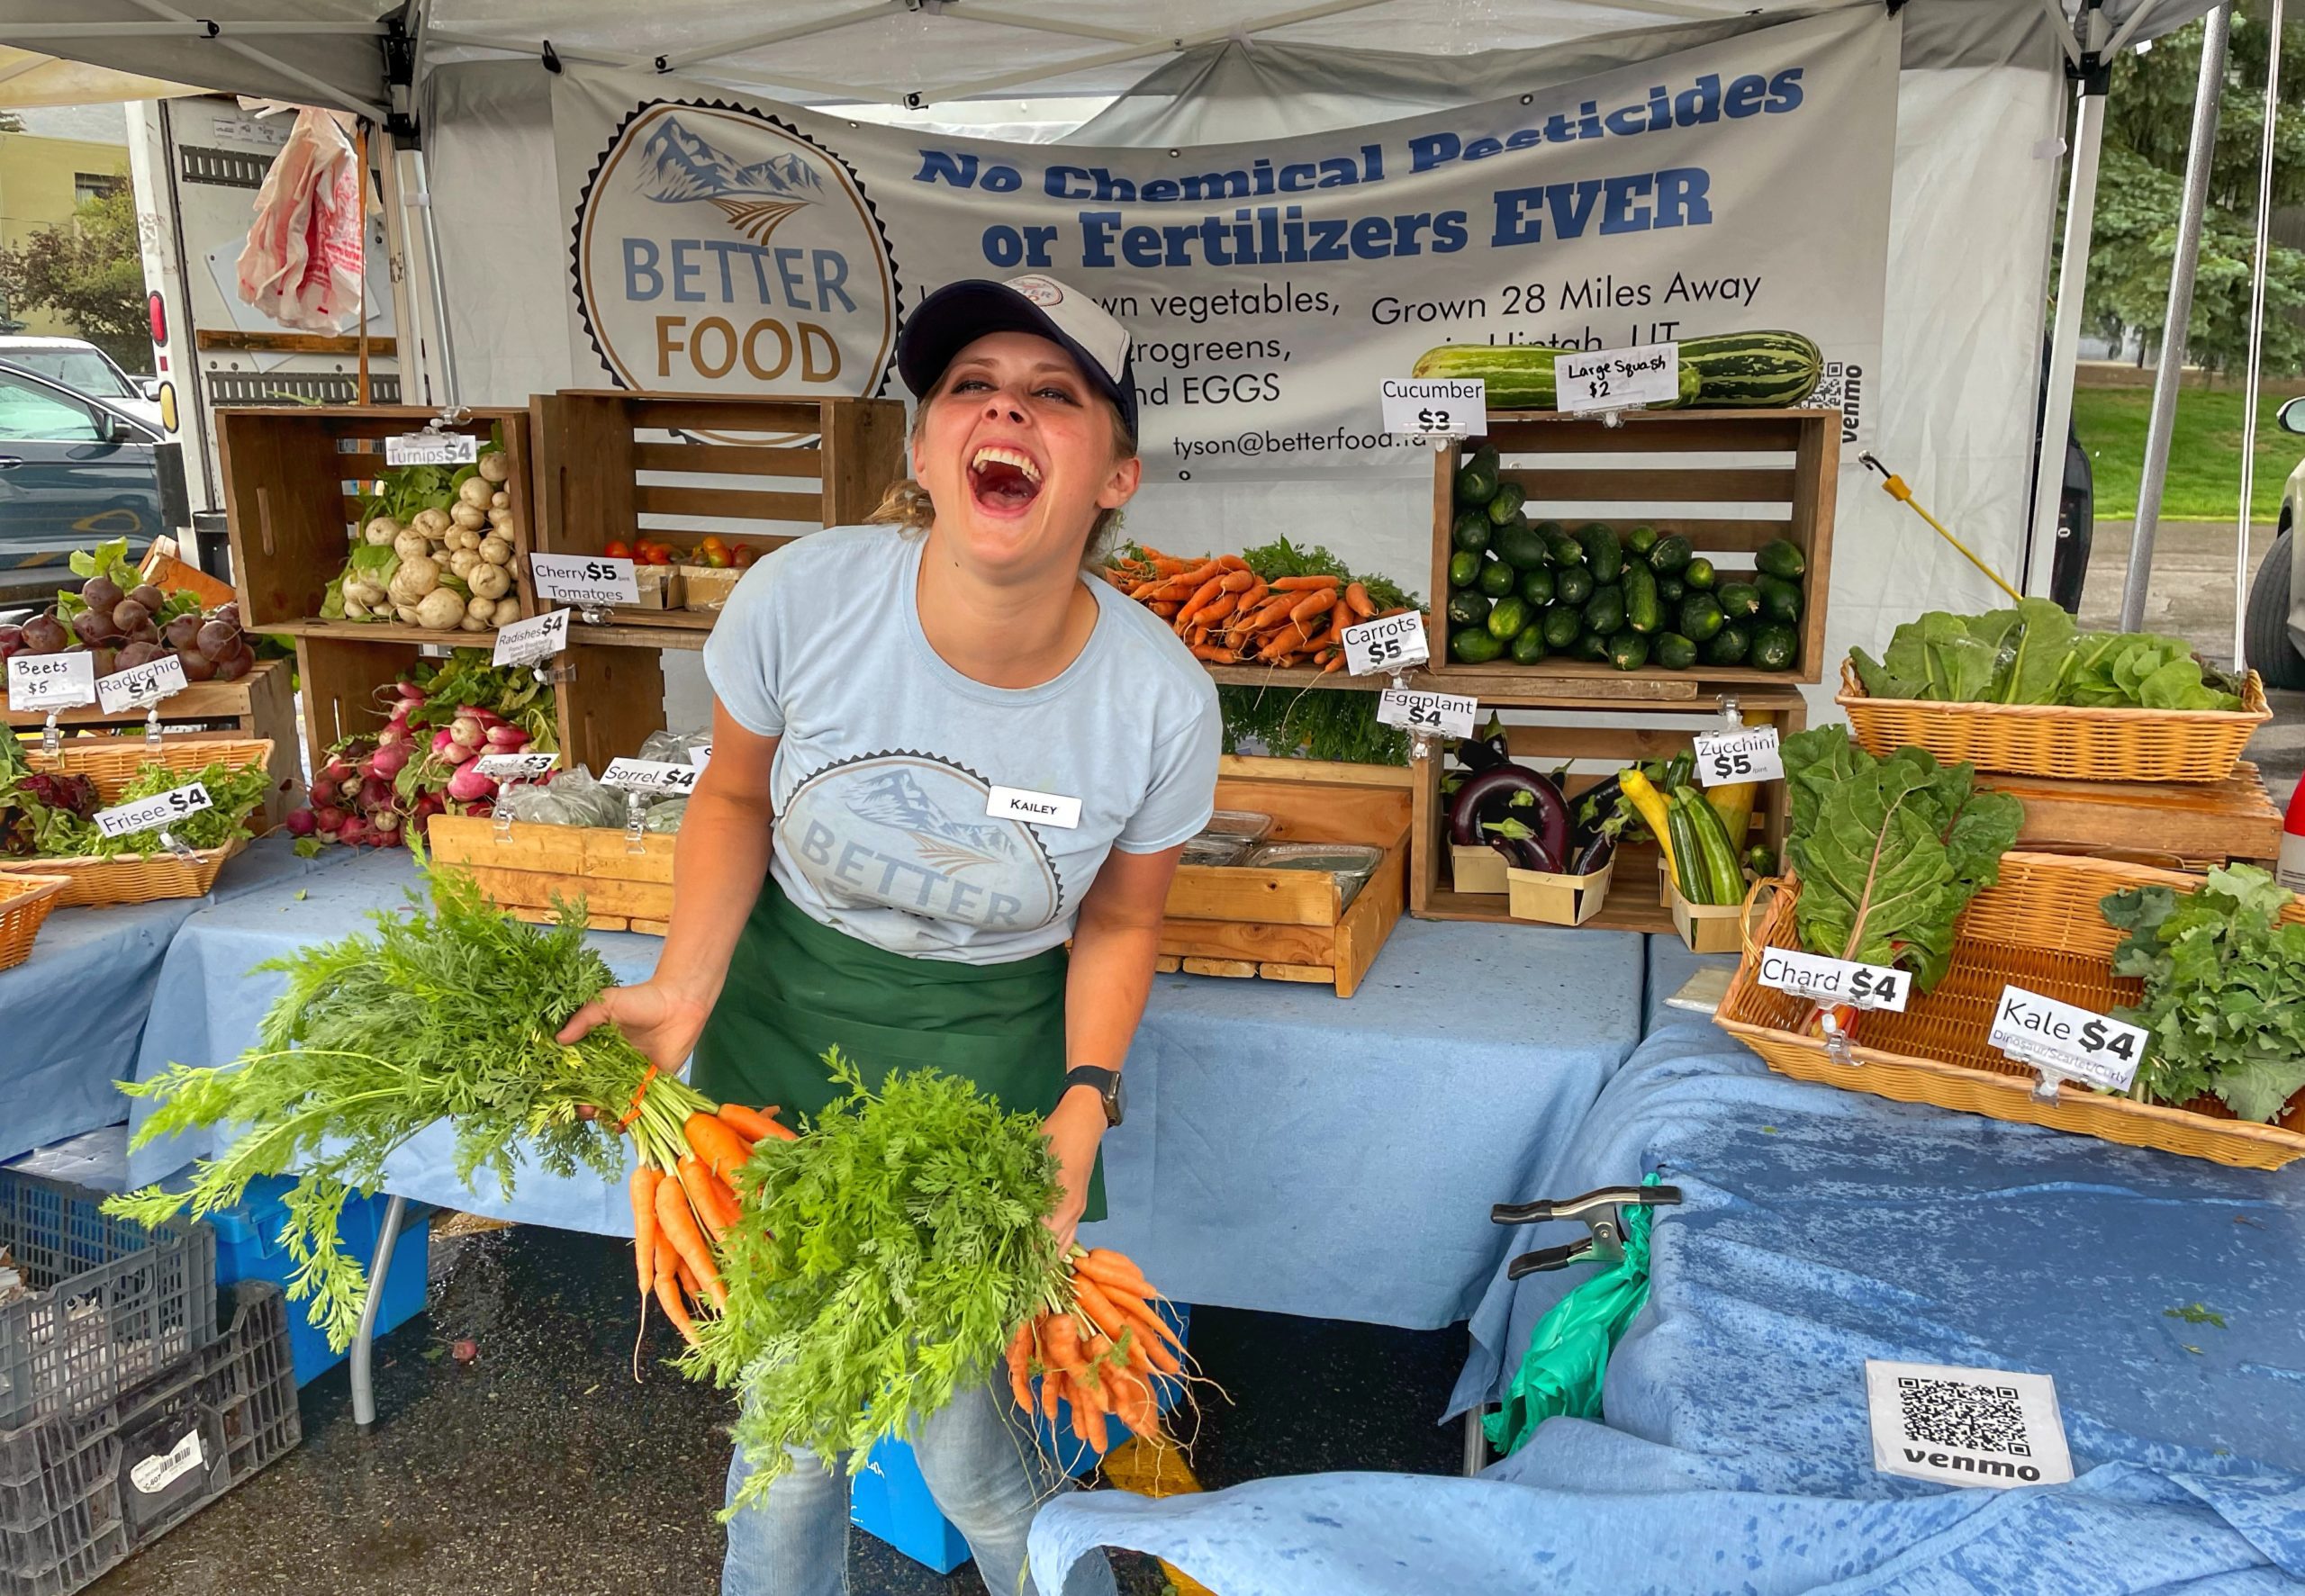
{"left": 0, "top": 1282, "right": 298, "bottom": 1596}
{"left": 0, "top": 1173, "right": 218, "bottom": 1431}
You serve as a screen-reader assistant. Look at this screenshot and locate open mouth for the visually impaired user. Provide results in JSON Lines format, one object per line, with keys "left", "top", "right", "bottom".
{"left": 968, "top": 443, "right": 1044, "bottom": 515}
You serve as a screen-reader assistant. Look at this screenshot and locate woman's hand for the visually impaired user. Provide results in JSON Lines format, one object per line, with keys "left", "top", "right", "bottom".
{"left": 1040, "top": 1087, "right": 1108, "bottom": 1253}
{"left": 556, "top": 981, "right": 714, "bottom": 1072}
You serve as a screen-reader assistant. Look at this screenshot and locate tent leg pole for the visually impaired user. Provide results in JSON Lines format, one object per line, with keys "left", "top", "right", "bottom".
{"left": 2029, "top": 74, "right": 2109, "bottom": 597}
{"left": 2121, "top": 3, "right": 2233, "bottom": 635}
{"left": 404, "top": 148, "right": 459, "bottom": 408}
{"left": 2235, "top": 0, "right": 2284, "bottom": 665}
{"left": 1461, "top": 1411, "right": 1487, "bottom": 1476}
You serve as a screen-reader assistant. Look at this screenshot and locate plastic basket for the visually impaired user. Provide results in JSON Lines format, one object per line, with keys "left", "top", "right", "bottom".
{"left": 0, "top": 878, "right": 68, "bottom": 973}
{"left": 1837, "top": 661, "right": 2270, "bottom": 783}
{"left": 0, "top": 842, "right": 243, "bottom": 909}
{"left": 0, "top": 1283, "right": 299, "bottom": 1596}
{"left": 1715, "top": 853, "right": 2305, "bottom": 1170}
{"left": 0, "top": 1174, "right": 218, "bottom": 1432}
{"left": 208, "top": 1177, "right": 429, "bottom": 1386}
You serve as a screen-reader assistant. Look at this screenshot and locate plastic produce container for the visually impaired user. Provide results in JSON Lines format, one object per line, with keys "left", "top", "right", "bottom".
{"left": 1200, "top": 810, "right": 1274, "bottom": 841}
{"left": 205, "top": 1178, "right": 429, "bottom": 1387}
{"left": 1180, "top": 834, "right": 1251, "bottom": 867}
{"left": 1244, "top": 842, "right": 1387, "bottom": 907}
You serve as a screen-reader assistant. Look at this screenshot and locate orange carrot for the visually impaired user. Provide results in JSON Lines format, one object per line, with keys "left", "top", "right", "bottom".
{"left": 676, "top": 1257, "right": 701, "bottom": 1305}
{"left": 683, "top": 1112, "right": 754, "bottom": 1184}
{"left": 1005, "top": 1321, "right": 1035, "bottom": 1413}
{"left": 1190, "top": 645, "right": 1237, "bottom": 663}
{"left": 1080, "top": 1402, "right": 1110, "bottom": 1455}
{"left": 718, "top": 1102, "right": 793, "bottom": 1143}
{"left": 1116, "top": 1325, "right": 1153, "bottom": 1375}
{"left": 1042, "top": 1363, "right": 1066, "bottom": 1423}
{"left": 1179, "top": 574, "right": 1225, "bottom": 617}
{"left": 1071, "top": 1276, "right": 1137, "bottom": 1348}
{"left": 1148, "top": 600, "right": 1180, "bottom": 618}
{"left": 1343, "top": 581, "right": 1376, "bottom": 619}
{"left": 1067, "top": 1380, "right": 1090, "bottom": 1442}
{"left": 654, "top": 1253, "right": 701, "bottom": 1348}
{"left": 1041, "top": 1310, "right": 1083, "bottom": 1371}
{"left": 629, "top": 1167, "right": 663, "bottom": 1303}
{"left": 1215, "top": 554, "right": 1250, "bottom": 572}
{"left": 1289, "top": 587, "right": 1338, "bottom": 623}
{"left": 1323, "top": 651, "right": 1347, "bottom": 673}
{"left": 1079, "top": 1249, "right": 1149, "bottom": 1287}
{"left": 1198, "top": 592, "right": 1240, "bottom": 624}
{"left": 1270, "top": 573, "right": 1340, "bottom": 591}
{"left": 676, "top": 1156, "right": 729, "bottom": 1243}
{"left": 655, "top": 1174, "right": 726, "bottom": 1308}
{"left": 1217, "top": 568, "right": 1257, "bottom": 592}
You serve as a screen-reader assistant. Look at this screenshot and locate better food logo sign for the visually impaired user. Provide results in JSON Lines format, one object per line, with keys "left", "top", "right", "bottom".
{"left": 573, "top": 103, "right": 899, "bottom": 401}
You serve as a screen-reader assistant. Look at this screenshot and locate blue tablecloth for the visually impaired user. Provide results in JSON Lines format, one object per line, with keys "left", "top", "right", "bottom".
{"left": 0, "top": 837, "right": 353, "bottom": 1165}
{"left": 1028, "top": 1023, "right": 2305, "bottom": 1594}
{"left": 122, "top": 855, "right": 1648, "bottom": 1329}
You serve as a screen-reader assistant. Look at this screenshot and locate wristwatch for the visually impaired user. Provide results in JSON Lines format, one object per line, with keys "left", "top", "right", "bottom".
{"left": 1063, "top": 1065, "right": 1125, "bottom": 1128}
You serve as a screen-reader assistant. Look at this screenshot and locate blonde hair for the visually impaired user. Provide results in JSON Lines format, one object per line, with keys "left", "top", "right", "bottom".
{"left": 868, "top": 385, "right": 1135, "bottom": 564}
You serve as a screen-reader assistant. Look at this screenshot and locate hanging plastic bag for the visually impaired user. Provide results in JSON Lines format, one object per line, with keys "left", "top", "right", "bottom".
{"left": 236, "top": 108, "right": 365, "bottom": 333}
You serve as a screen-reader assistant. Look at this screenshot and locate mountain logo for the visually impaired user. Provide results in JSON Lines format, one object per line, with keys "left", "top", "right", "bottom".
{"left": 572, "top": 99, "right": 898, "bottom": 421}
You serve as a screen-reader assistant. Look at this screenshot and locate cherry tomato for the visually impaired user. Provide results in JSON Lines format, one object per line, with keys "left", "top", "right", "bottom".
{"left": 603, "top": 538, "right": 633, "bottom": 560}
{"left": 646, "top": 546, "right": 673, "bottom": 565}
{"left": 731, "top": 545, "right": 758, "bottom": 569}
{"left": 703, "top": 548, "right": 730, "bottom": 568}
{"left": 699, "top": 535, "right": 728, "bottom": 553}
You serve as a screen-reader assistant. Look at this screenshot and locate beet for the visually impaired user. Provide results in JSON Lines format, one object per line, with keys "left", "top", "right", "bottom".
{"left": 19, "top": 614, "right": 67, "bottom": 654}
{"left": 163, "top": 616, "right": 203, "bottom": 651}
{"left": 113, "top": 641, "right": 166, "bottom": 670}
{"left": 212, "top": 649, "right": 252, "bottom": 682}
{"left": 176, "top": 648, "right": 216, "bottom": 682}
{"left": 127, "top": 584, "right": 165, "bottom": 615}
{"left": 80, "top": 576, "right": 122, "bottom": 616}
{"left": 194, "top": 619, "right": 237, "bottom": 660}
{"left": 111, "top": 599, "right": 149, "bottom": 634}
{"left": 72, "top": 608, "right": 120, "bottom": 645}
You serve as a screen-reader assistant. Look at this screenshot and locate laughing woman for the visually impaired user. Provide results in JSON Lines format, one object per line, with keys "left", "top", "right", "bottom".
{"left": 557, "top": 275, "right": 1218, "bottom": 1596}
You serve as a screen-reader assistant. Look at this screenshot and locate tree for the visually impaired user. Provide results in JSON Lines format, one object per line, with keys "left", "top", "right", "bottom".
{"left": 2085, "top": 5, "right": 2305, "bottom": 377}
{"left": 0, "top": 174, "right": 146, "bottom": 371}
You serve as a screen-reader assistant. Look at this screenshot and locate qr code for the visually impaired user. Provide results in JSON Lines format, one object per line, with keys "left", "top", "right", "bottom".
{"left": 1895, "top": 1375, "right": 2031, "bottom": 1456}
{"left": 1808, "top": 360, "right": 1864, "bottom": 443}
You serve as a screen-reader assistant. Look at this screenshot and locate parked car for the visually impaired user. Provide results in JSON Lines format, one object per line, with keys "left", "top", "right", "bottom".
{"left": 2246, "top": 397, "right": 2305, "bottom": 689}
{"left": 0, "top": 335, "right": 162, "bottom": 428}
{"left": 0, "top": 358, "right": 187, "bottom": 609}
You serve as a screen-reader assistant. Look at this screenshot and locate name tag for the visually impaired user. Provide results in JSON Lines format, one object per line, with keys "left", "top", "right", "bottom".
{"left": 987, "top": 784, "right": 1081, "bottom": 829}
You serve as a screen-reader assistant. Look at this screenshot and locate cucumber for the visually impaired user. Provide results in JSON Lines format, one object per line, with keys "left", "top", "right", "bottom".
{"left": 1706, "top": 622, "right": 1751, "bottom": 665}
{"left": 1411, "top": 344, "right": 1702, "bottom": 410}
{"left": 1715, "top": 581, "right": 1762, "bottom": 621}
{"left": 1530, "top": 518, "right": 1566, "bottom": 544}
{"left": 1541, "top": 603, "right": 1583, "bottom": 650}
{"left": 1755, "top": 573, "right": 1803, "bottom": 623}
{"left": 1622, "top": 561, "right": 1662, "bottom": 636}
{"left": 1678, "top": 330, "right": 1824, "bottom": 410}
{"left": 1647, "top": 534, "right": 1692, "bottom": 574}
{"left": 1577, "top": 523, "right": 1623, "bottom": 583}
{"left": 1455, "top": 446, "right": 1499, "bottom": 507}
{"left": 1486, "top": 481, "right": 1528, "bottom": 526}
{"left": 1623, "top": 524, "right": 1659, "bottom": 556}
{"left": 1678, "top": 592, "right": 1726, "bottom": 644}
{"left": 1653, "top": 632, "right": 1698, "bottom": 671}
{"left": 1446, "top": 589, "right": 1491, "bottom": 629}
{"left": 1656, "top": 573, "right": 1686, "bottom": 607}
{"left": 1683, "top": 556, "right": 1717, "bottom": 591}
{"left": 1755, "top": 537, "right": 1806, "bottom": 581}
{"left": 1605, "top": 630, "right": 1650, "bottom": 672}
{"left": 1582, "top": 583, "right": 1624, "bottom": 636}
{"left": 1750, "top": 623, "right": 1799, "bottom": 671}
{"left": 1448, "top": 549, "right": 1480, "bottom": 590}
{"left": 1495, "top": 520, "right": 1550, "bottom": 571}
{"left": 1509, "top": 624, "right": 1549, "bottom": 664}
{"left": 1570, "top": 631, "right": 1612, "bottom": 663}
{"left": 1478, "top": 558, "right": 1518, "bottom": 599}
{"left": 1452, "top": 510, "right": 1492, "bottom": 555}
{"left": 1519, "top": 567, "right": 1557, "bottom": 609}
{"left": 1554, "top": 565, "right": 1595, "bottom": 607}
{"left": 1546, "top": 531, "right": 1586, "bottom": 569}
{"left": 1451, "top": 627, "right": 1505, "bottom": 664}
{"left": 1487, "top": 595, "right": 1531, "bottom": 641}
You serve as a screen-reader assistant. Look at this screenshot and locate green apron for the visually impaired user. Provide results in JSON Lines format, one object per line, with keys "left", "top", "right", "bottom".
{"left": 692, "top": 883, "right": 1104, "bottom": 1222}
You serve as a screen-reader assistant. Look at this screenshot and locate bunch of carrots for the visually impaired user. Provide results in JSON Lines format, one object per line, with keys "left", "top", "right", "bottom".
{"left": 1102, "top": 548, "right": 1407, "bottom": 672}
{"left": 619, "top": 1082, "right": 797, "bottom": 1362}
{"left": 1005, "top": 1246, "right": 1189, "bottom": 1456}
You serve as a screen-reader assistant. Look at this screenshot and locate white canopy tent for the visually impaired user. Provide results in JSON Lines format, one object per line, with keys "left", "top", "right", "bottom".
{"left": 0, "top": 0, "right": 2249, "bottom": 702}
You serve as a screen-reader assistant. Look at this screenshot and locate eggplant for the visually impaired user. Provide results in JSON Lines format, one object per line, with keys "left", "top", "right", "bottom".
{"left": 1451, "top": 730, "right": 1512, "bottom": 774}
{"left": 1480, "top": 817, "right": 1563, "bottom": 873}
{"left": 1448, "top": 764, "right": 1569, "bottom": 873}
{"left": 1569, "top": 834, "right": 1615, "bottom": 876}
{"left": 1572, "top": 773, "right": 1626, "bottom": 849}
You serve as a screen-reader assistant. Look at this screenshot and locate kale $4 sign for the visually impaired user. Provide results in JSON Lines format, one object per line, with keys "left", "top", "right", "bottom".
{"left": 1989, "top": 984, "right": 2147, "bottom": 1093}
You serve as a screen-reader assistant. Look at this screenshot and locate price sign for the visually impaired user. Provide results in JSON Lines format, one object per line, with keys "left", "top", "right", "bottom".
{"left": 474, "top": 751, "right": 557, "bottom": 781}
{"left": 1693, "top": 725, "right": 1784, "bottom": 787}
{"left": 1988, "top": 984, "right": 2148, "bottom": 1092}
{"left": 1379, "top": 377, "right": 1487, "bottom": 437}
{"left": 1377, "top": 688, "right": 1478, "bottom": 740}
{"left": 492, "top": 608, "right": 570, "bottom": 668}
{"left": 384, "top": 431, "right": 479, "bottom": 466}
{"left": 601, "top": 757, "right": 701, "bottom": 796}
{"left": 95, "top": 780, "right": 212, "bottom": 840}
{"left": 95, "top": 654, "right": 188, "bottom": 715}
{"left": 689, "top": 742, "right": 713, "bottom": 775}
{"left": 7, "top": 652, "right": 96, "bottom": 713}
{"left": 529, "top": 554, "right": 640, "bottom": 607}
{"left": 1554, "top": 342, "right": 1681, "bottom": 414}
{"left": 1339, "top": 611, "right": 1430, "bottom": 677}
{"left": 1758, "top": 947, "right": 1911, "bottom": 1013}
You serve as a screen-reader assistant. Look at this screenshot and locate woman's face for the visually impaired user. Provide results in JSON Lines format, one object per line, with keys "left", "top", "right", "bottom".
{"left": 914, "top": 330, "right": 1140, "bottom": 579}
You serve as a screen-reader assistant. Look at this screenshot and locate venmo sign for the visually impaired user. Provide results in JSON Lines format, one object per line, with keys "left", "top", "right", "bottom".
{"left": 572, "top": 103, "right": 898, "bottom": 401}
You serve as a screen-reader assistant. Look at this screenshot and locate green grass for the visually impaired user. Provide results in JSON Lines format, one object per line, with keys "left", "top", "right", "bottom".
{"left": 2071, "top": 384, "right": 2300, "bottom": 522}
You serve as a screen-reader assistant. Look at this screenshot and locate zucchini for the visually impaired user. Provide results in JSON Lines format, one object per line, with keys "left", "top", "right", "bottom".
{"left": 1541, "top": 603, "right": 1582, "bottom": 650}
{"left": 1750, "top": 623, "right": 1798, "bottom": 671}
{"left": 1452, "top": 511, "right": 1492, "bottom": 555}
{"left": 1455, "top": 446, "right": 1500, "bottom": 507}
{"left": 1653, "top": 632, "right": 1698, "bottom": 671}
{"left": 1706, "top": 621, "right": 1751, "bottom": 666}
{"left": 1411, "top": 344, "right": 1702, "bottom": 410}
{"left": 1486, "top": 595, "right": 1531, "bottom": 641}
{"left": 1755, "top": 537, "right": 1807, "bottom": 581}
{"left": 1678, "top": 330, "right": 1823, "bottom": 410}
{"left": 1664, "top": 796, "right": 1708, "bottom": 900}
{"left": 1495, "top": 520, "right": 1550, "bottom": 571}
{"left": 1582, "top": 583, "right": 1624, "bottom": 636}
{"left": 1451, "top": 627, "right": 1505, "bottom": 664}
{"left": 1448, "top": 549, "right": 1480, "bottom": 589}
{"left": 1446, "top": 589, "right": 1491, "bottom": 629}
{"left": 1555, "top": 565, "right": 1595, "bottom": 607}
{"left": 1622, "top": 561, "right": 1661, "bottom": 635}
{"left": 1683, "top": 556, "right": 1717, "bottom": 591}
{"left": 1577, "top": 523, "right": 1623, "bottom": 583}
{"left": 1678, "top": 592, "right": 1725, "bottom": 643}
{"left": 1605, "top": 630, "right": 1650, "bottom": 672}
{"left": 1478, "top": 558, "right": 1518, "bottom": 598}
{"left": 1715, "top": 581, "right": 1761, "bottom": 621}
{"left": 1519, "top": 567, "right": 1557, "bottom": 609}
{"left": 1676, "top": 786, "right": 1747, "bottom": 905}
{"left": 1509, "top": 624, "right": 1548, "bottom": 664}
{"left": 1647, "top": 534, "right": 1692, "bottom": 574}
{"left": 1755, "top": 573, "right": 1803, "bottom": 623}
{"left": 1486, "top": 481, "right": 1528, "bottom": 526}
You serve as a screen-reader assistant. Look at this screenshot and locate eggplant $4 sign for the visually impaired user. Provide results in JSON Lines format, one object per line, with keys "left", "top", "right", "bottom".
{"left": 1377, "top": 688, "right": 1477, "bottom": 740}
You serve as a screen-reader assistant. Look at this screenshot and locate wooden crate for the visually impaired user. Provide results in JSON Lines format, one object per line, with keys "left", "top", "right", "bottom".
{"left": 219, "top": 405, "right": 539, "bottom": 642}
{"left": 5, "top": 659, "right": 300, "bottom": 827}
{"left": 1155, "top": 756, "right": 1410, "bottom": 997}
{"left": 531, "top": 391, "right": 905, "bottom": 648}
{"left": 427, "top": 815, "right": 672, "bottom": 933}
{"left": 1411, "top": 687, "right": 1805, "bottom": 933}
{"left": 1978, "top": 762, "right": 2284, "bottom": 868}
{"left": 1426, "top": 409, "right": 1838, "bottom": 694}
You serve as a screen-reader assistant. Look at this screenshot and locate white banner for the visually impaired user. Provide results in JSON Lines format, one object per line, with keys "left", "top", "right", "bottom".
{"left": 552, "top": 8, "right": 1894, "bottom": 482}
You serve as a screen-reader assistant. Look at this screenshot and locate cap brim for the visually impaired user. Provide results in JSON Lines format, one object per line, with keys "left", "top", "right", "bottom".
{"left": 897, "top": 281, "right": 1136, "bottom": 441}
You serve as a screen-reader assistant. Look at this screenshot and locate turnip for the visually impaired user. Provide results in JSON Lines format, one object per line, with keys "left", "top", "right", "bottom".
{"left": 478, "top": 536, "right": 512, "bottom": 566}
{"left": 492, "top": 597, "right": 523, "bottom": 627}
{"left": 364, "top": 517, "right": 401, "bottom": 546}
{"left": 412, "top": 507, "right": 451, "bottom": 538}
{"left": 485, "top": 509, "right": 512, "bottom": 532}
{"left": 458, "top": 615, "right": 487, "bottom": 633}
{"left": 457, "top": 476, "right": 493, "bottom": 509}
{"left": 447, "top": 764, "right": 496, "bottom": 803}
{"left": 491, "top": 491, "right": 511, "bottom": 510}
{"left": 468, "top": 562, "right": 511, "bottom": 601}
{"left": 477, "top": 451, "right": 511, "bottom": 484}
{"left": 415, "top": 588, "right": 466, "bottom": 630}
{"left": 393, "top": 528, "right": 431, "bottom": 563}
{"left": 344, "top": 597, "right": 372, "bottom": 621}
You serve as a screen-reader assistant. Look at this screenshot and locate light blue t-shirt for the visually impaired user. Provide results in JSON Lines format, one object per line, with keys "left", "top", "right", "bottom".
{"left": 701, "top": 523, "right": 1221, "bottom": 962}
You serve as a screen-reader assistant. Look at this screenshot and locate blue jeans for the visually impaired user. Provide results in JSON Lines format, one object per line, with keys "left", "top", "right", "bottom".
{"left": 721, "top": 1373, "right": 1118, "bottom": 1596}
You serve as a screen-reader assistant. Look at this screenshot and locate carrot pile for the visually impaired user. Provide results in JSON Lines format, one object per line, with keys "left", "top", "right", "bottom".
{"left": 1102, "top": 548, "right": 1409, "bottom": 673}
{"left": 625, "top": 1095, "right": 797, "bottom": 1362}
{"left": 1006, "top": 1246, "right": 1189, "bottom": 1456}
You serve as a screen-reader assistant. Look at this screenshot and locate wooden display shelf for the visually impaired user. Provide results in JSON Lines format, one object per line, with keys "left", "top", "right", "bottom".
{"left": 261, "top": 617, "right": 510, "bottom": 645}
{"left": 1203, "top": 660, "right": 1784, "bottom": 703}
{"left": 427, "top": 816, "right": 673, "bottom": 931}
{"left": 1981, "top": 761, "right": 2284, "bottom": 867}
{"left": 1416, "top": 840, "right": 1676, "bottom": 934}
{"left": 1425, "top": 409, "right": 1839, "bottom": 688}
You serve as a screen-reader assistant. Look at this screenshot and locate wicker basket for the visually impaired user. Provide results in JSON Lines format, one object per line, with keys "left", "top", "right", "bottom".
{"left": 0, "top": 872, "right": 68, "bottom": 969}
{"left": 1715, "top": 852, "right": 2305, "bottom": 1170}
{"left": 0, "top": 839, "right": 245, "bottom": 907}
{"left": 1836, "top": 661, "right": 2270, "bottom": 783}
{"left": 24, "top": 735, "right": 275, "bottom": 803}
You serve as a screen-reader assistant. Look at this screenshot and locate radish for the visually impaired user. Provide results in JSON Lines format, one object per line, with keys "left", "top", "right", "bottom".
{"left": 285, "top": 808, "right": 318, "bottom": 837}
{"left": 443, "top": 739, "right": 478, "bottom": 766}
{"left": 308, "top": 776, "right": 338, "bottom": 806}
{"left": 449, "top": 717, "right": 485, "bottom": 751}
{"left": 447, "top": 764, "right": 496, "bottom": 803}
{"left": 369, "top": 742, "right": 411, "bottom": 779}
{"left": 360, "top": 776, "right": 393, "bottom": 810}
{"left": 370, "top": 809, "right": 402, "bottom": 835}
{"left": 339, "top": 816, "right": 374, "bottom": 847}
{"left": 314, "top": 805, "right": 348, "bottom": 833}
{"left": 484, "top": 725, "right": 529, "bottom": 749}
{"left": 431, "top": 728, "right": 457, "bottom": 757}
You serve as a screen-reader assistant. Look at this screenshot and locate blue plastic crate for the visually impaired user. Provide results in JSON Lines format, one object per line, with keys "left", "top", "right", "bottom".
{"left": 203, "top": 1179, "right": 429, "bottom": 1388}
{"left": 851, "top": 1302, "right": 1190, "bottom": 1573}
